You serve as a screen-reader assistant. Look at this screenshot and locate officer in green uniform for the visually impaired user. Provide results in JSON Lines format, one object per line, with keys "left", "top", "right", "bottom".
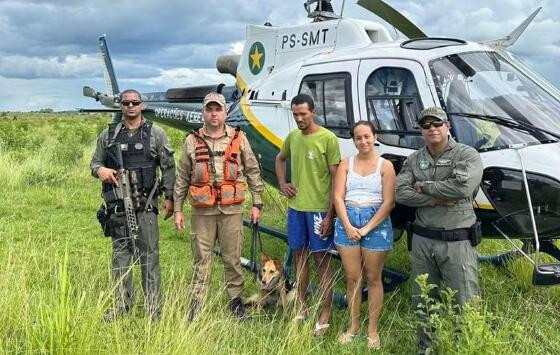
{"left": 91, "top": 89, "right": 176, "bottom": 321}
{"left": 395, "top": 106, "right": 483, "bottom": 353}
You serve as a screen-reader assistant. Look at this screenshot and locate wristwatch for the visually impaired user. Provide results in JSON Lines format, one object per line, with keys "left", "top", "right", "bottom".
{"left": 253, "top": 204, "right": 263, "bottom": 210}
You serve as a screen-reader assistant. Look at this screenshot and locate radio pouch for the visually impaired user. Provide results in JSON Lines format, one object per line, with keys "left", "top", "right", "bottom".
{"left": 406, "top": 222, "right": 414, "bottom": 251}
{"left": 96, "top": 203, "right": 111, "bottom": 237}
{"left": 469, "top": 221, "right": 482, "bottom": 247}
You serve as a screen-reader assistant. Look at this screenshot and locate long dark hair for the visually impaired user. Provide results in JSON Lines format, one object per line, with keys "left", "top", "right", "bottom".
{"left": 350, "top": 120, "right": 376, "bottom": 139}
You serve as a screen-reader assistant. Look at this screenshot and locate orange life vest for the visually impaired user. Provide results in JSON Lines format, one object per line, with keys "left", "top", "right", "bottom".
{"left": 188, "top": 127, "right": 246, "bottom": 208}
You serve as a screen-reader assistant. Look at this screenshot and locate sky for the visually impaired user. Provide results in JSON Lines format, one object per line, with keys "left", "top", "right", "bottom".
{"left": 0, "top": 0, "right": 558, "bottom": 111}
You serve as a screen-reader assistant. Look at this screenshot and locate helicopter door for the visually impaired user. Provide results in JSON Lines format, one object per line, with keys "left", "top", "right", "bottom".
{"left": 293, "top": 60, "right": 359, "bottom": 143}
{"left": 357, "top": 59, "right": 436, "bottom": 172}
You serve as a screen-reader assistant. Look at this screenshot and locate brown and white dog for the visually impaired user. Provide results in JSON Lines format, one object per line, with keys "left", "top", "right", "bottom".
{"left": 244, "top": 255, "right": 291, "bottom": 310}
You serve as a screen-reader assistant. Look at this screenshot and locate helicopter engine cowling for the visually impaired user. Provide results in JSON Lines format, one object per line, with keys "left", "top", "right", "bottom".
{"left": 216, "top": 54, "right": 240, "bottom": 78}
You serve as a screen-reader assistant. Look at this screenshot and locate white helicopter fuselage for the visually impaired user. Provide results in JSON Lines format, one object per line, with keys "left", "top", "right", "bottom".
{"left": 234, "top": 17, "right": 560, "bottom": 239}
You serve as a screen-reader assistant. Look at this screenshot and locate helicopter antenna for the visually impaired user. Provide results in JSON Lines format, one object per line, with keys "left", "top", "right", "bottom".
{"left": 340, "top": 0, "right": 347, "bottom": 17}
{"left": 304, "top": 0, "right": 340, "bottom": 21}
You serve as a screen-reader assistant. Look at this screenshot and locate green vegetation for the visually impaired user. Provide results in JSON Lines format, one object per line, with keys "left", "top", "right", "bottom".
{"left": 1, "top": 114, "right": 559, "bottom": 354}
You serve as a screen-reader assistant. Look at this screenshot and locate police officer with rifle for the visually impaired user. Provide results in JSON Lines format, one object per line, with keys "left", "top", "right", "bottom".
{"left": 91, "top": 89, "right": 176, "bottom": 322}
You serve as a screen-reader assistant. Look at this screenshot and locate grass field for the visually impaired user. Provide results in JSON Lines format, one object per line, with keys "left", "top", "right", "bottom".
{"left": 1, "top": 113, "right": 560, "bottom": 354}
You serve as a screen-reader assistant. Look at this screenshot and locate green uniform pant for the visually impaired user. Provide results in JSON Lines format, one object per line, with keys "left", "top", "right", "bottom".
{"left": 111, "top": 210, "right": 160, "bottom": 314}
{"left": 410, "top": 234, "right": 479, "bottom": 353}
{"left": 189, "top": 213, "right": 244, "bottom": 304}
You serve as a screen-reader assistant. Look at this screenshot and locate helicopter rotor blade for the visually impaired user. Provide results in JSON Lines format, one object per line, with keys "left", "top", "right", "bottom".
{"left": 357, "top": 0, "right": 426, "bottom": 39}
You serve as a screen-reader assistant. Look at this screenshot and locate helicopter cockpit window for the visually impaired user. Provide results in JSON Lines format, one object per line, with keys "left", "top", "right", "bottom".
{"left": 299, "top": 73, "right": 353, "bottom": 138}
{"left": 430, "top": 51, "right": 560, "bottom": 151}
{"left": 366, "top": 67, "right": 424, "bottom": 149}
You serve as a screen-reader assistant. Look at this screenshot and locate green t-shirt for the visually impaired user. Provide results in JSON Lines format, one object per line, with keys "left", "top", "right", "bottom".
{"left": 281, "top": 127, "right": 341, "bottom": 212}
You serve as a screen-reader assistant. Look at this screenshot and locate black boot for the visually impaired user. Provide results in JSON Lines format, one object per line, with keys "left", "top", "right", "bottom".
{"left": 149, "top": 309, "right": 161, "bottom": 322}
{"left": 229, "top": 297, "right": 250, "bottom": 322}
{"left": 103, "top": 304, "right": 130, "bottom": 322}
{"left": 187, "top": 300, "right": 199, "bottom": 322}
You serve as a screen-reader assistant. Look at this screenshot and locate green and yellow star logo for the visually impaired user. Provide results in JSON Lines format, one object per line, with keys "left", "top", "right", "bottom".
{"left": 248, "top": 42, "right": 265, "bottom": 75}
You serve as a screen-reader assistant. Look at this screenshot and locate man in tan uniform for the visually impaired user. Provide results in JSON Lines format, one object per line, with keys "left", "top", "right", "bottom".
{"left": 174, "top": 92, "right": 264, "bottom": 321}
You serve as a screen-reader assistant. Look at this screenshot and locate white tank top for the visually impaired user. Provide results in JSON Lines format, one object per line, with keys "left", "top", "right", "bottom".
{"left": 345, "top": 156, "right": 384, "bottom": 205}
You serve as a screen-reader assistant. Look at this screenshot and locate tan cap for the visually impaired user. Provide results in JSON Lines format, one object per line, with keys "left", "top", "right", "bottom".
{"left": 203, "top": 92, "right": 226, "bottom": 108}
{"left": 418, "top": 106, "right": 448, "bottom": 123}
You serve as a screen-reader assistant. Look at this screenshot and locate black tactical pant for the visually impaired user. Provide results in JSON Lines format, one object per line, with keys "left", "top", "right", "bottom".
{"left": 110, "top": 210, "right": 161, "bottom": 316}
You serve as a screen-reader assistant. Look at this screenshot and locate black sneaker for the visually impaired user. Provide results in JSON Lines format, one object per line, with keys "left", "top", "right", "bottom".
{"left": 229, "top": 297, "right": 250, "bottom": 322}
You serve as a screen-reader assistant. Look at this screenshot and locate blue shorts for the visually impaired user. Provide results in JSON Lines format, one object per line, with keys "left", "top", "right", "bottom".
{"left": 334, "top": 204, "right": 394, "bottom": 252}
{"left": 287, "top": 208, "right": 334, "bottom": 253}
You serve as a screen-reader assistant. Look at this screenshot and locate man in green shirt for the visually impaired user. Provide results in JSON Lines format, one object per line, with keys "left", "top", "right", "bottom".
{"left": 275, "top": 94, "right": 341, "bottom": 335}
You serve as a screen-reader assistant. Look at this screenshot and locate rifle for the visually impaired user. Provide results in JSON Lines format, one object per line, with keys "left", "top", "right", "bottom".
{"left": 115, "top": 144, "right": 140, "bottom": 256}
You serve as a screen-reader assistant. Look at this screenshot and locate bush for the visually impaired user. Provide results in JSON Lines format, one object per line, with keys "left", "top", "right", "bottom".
{"left": 414, "top": 274, "right": 524, "bottom": 354}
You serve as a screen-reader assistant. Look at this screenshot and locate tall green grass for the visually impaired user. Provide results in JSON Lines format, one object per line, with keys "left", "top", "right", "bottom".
{"left": 0, "top": 113, "right": 559, "bottom": 354}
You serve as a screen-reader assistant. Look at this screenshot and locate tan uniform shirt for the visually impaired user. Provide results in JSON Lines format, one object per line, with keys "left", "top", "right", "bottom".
{"left": 173, "top": 125, "right": 264, "bottom": 215}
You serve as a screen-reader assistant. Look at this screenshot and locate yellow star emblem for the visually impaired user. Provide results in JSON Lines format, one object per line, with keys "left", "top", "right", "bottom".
{"left": 250, "top": 47, "right": 263, "bottom": 70}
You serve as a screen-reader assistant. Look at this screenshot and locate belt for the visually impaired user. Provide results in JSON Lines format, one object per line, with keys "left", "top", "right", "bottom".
{"left": 413, "top": 225, "right": 470, "bottom": 242}
{"left": 111, "top": 201, "right": 158, "bottom": 214}
{"left": 345, "top": 200, "right": 382, "bottom": 207}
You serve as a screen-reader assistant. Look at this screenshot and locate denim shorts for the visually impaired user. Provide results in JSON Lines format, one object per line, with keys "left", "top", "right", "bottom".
{"left": 287, "top": 208, "right": 334, "bottom": 253}
{"left": 334, "top": 204, "right": 393, "bottom": 252}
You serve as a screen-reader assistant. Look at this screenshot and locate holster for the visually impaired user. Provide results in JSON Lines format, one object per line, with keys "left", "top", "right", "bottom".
{"left": 469, "top": 221, "right": 482, "bottom": 247}
{"left": 96, "top": 203, "right": 111, "bottom": 237}
{"left": 406, "top": 222, "right": 414, "bottom": 251}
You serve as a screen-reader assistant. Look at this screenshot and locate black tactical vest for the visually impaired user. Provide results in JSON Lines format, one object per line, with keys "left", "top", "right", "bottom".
{"left": 102, "top": 121, "right": 157, "bottom": 196}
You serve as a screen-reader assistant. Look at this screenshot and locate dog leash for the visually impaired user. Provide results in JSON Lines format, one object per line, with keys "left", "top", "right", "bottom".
{"left": 250, "top": 223, "right": 265, "bottom": 280}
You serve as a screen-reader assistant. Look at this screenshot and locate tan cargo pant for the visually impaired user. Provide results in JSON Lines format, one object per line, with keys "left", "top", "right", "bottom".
{"left": 189, "top": 213, "right": 244, "bottom": 304}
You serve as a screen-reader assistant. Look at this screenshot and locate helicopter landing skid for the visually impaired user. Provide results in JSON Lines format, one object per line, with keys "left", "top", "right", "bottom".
{"left": 239, "top": 220, "right": 409, "bottom": 307}
{"left": 478, "top": 239, "right": 560, "bottom": 285}
{"left": 478, "top": 249, "right": 523, "bottom": 266}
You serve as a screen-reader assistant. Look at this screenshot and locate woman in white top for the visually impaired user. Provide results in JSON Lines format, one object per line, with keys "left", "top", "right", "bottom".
{"left": 333, "top": 121, "right": 396, "bottom": 349}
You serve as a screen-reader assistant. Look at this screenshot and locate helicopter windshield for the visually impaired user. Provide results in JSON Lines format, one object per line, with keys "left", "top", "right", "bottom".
{"left": 430, "top": 51, "right": 560, "bottom": 150}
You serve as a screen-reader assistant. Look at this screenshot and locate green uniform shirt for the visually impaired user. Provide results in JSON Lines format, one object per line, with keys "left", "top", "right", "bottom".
{"left": 395, "top": 137, "right": 483, "bottom": 230}
{"left": 281, "top": 127, "right": 341, "bottom": 212}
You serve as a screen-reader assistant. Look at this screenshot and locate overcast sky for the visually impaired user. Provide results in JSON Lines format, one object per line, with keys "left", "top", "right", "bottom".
{"left": 0, "top": 0, "right": 558, "bottom": 111}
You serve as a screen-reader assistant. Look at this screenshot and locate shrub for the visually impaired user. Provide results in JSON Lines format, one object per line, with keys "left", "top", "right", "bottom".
{"left": 414, "top": 274, "right": 524, "bottom": 354}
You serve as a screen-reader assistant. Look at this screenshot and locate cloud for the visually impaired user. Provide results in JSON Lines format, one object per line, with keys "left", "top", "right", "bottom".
{"left": 0, "top": 54, "right": 101, "bottom": 79}
{"left": 0, "top": 76, "right": 106, "bottom": 111}
{"left": 230, "top": 41, "right": 245, "bottom": 55}
{"left": 1, "top": 0, "right": 559, "bottom": 110}
{"left": 124, "top": 68, "right": 234, "bottom": 88}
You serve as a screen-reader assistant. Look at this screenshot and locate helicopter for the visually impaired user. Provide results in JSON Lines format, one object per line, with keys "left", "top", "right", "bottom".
{"left": 82, "top": 0, "right": 560, "bottom": 291}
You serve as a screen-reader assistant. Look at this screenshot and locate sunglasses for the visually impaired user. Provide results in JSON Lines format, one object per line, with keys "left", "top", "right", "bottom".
{"left": 420, "top": 121, "right": 445, "bottom": 129}
{"left": 121, "top": 100, "right": 142, "bottom": 107}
